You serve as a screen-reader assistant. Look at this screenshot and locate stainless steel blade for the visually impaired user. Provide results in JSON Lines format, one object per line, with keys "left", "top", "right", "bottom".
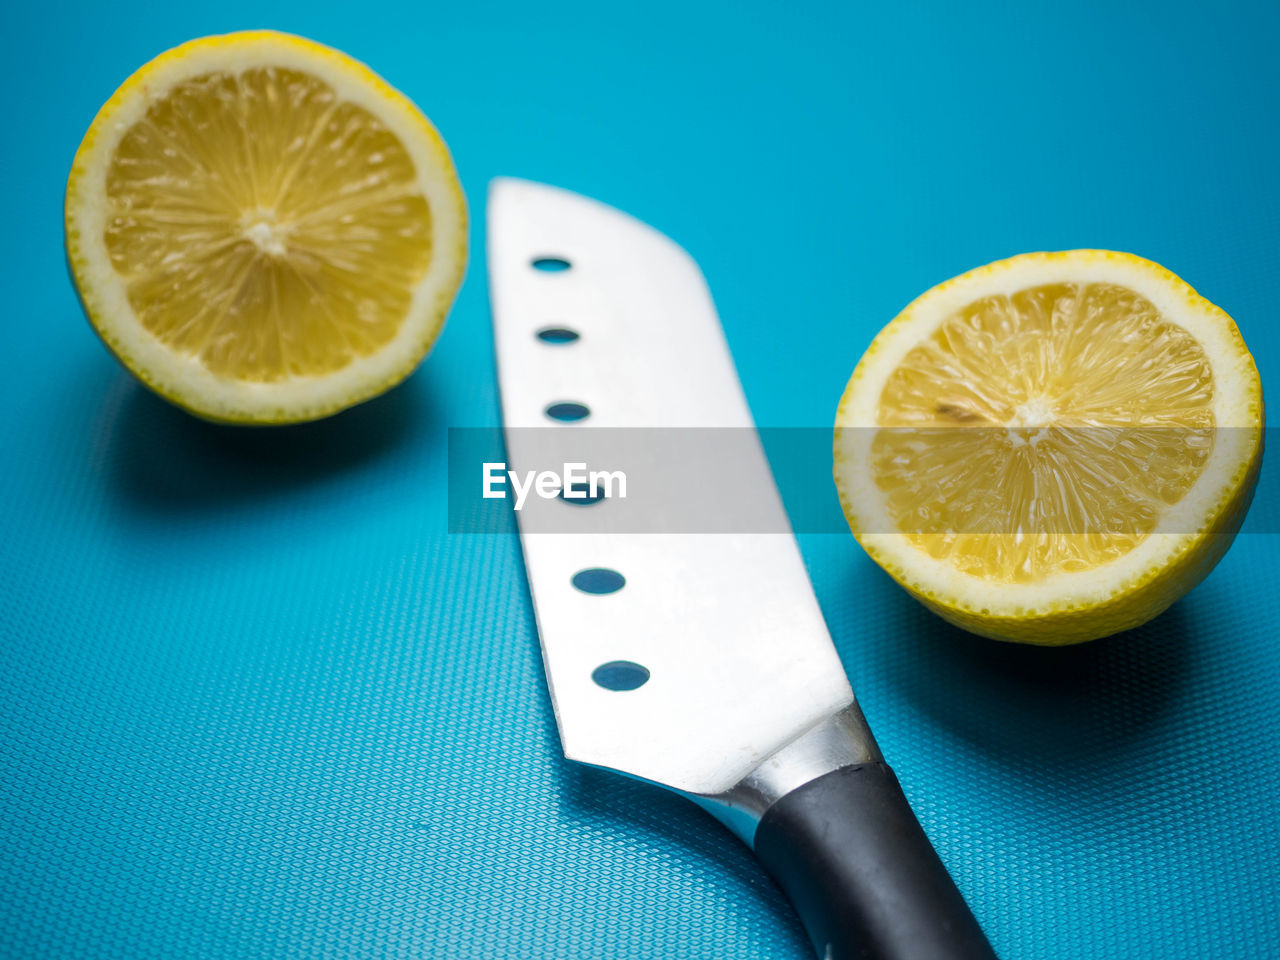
{"left": 487, "top": 178, "right": 856, "bottom": 798}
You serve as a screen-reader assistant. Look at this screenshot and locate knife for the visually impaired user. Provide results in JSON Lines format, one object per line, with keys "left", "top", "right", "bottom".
{"left": 485, "top": 178, "right": 996, "bottom": 960}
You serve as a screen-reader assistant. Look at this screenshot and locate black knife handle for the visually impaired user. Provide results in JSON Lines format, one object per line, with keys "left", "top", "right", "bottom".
{"left": 753, "top": 762, "right": 997, "bottom": 960}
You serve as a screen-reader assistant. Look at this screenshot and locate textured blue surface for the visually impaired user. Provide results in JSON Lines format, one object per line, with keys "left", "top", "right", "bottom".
{"left": 2, "top": 1, "right": 1280, "bottom": 957}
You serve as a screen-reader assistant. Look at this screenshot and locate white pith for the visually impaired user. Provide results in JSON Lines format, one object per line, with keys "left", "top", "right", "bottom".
{"left": 834, "top": 252, "right": 1262, "bottom": 617}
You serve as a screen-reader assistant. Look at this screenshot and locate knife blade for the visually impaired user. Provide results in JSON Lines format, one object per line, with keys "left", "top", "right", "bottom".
{"left": 486, "top": 177, "right": 996, "bottom": 960}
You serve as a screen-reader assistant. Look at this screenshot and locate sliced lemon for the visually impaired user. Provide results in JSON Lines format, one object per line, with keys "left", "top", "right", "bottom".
{"left": 65, "top": 31, "right": 466, "bottom": 423}
{"left": 835, "top": 251, "right": 1262, "bottom": 645}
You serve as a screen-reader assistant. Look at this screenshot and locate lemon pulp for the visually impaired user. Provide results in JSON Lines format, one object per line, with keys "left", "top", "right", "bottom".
{"left": 870, "top": 282, "right": 1216, "bottom": 583}
{"left": 102, "top": 67, "right": 433, "bottom": 383}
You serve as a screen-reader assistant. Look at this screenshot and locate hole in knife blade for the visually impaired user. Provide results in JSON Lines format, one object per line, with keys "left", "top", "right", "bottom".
{"left": 531, "top": 257, "right": 572, "bottom": 272}
{"left": 572, "top": 568, "right": 625, "bottom": 594}
{"left": 592, "top": 661, "right": 650, "bottom": 691}
{"left": 545, "top": 401, "right": 590, "bottom": 423}
{"left": 559, "top": 480, "right": 607, "bottom": 505}
{"left": 536, "top": 326, "right": 580, "bottom": 344}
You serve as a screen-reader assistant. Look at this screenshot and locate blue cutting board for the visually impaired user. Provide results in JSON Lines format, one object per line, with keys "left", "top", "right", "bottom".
{"left": 2, "top": 2, "right": 1278, "bottom": 957}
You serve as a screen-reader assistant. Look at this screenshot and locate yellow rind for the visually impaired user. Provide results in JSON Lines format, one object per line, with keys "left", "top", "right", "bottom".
{"left": 834, "top": 250, "right": 1264, "bottom": 645}
{"left": 64, "top": 30, "right": 468, "bottom": 425}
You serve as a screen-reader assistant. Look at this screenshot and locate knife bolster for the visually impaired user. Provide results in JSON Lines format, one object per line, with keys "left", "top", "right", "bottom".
{"left": 690, "top": 703, "right": 880, "bottom": 845}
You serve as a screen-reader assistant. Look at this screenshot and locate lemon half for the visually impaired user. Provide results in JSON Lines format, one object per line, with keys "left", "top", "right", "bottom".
{"left": 835, "top": 251, "right": 1262, "bottom": 645}
{"left": 65, "top": 31, "right": 467, "bottom": 423}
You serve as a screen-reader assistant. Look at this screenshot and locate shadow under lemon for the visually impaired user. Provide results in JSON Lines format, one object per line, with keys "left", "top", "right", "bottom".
{"left": 869, "top": 564, "right": 1194, "bottom": 776}
{"left": 102, "top": 366, "right": 444, "bottom": 514}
